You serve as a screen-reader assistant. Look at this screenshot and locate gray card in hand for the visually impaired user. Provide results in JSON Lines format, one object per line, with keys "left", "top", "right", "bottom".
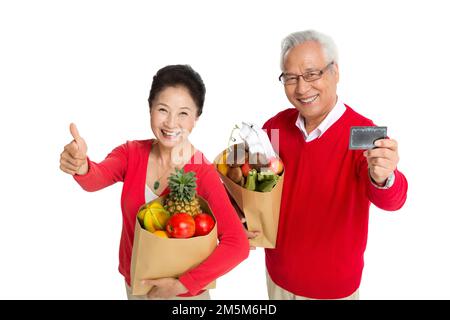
{"left": 349, "top": 126, "right": 387, "bottom": 150}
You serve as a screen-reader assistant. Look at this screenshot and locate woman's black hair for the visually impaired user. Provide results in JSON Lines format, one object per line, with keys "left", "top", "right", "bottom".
{"left": 148, "top": 64, "right": 206, "bottom": 117}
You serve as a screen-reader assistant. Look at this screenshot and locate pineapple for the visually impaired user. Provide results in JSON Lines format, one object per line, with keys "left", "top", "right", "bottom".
{"left": 165, "top": 168, "right": 202, "bottom": 216}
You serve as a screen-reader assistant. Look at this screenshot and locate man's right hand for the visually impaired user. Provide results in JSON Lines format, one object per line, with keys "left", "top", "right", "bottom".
{"left": 59, "top": 123, "right": 88, "bottom": 176}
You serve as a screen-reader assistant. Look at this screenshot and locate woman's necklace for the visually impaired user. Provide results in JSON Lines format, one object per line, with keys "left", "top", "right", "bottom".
{"left": 153, "top": 178, "right": 161, "bottom": 191}
{"left": 151, "top": 140, "right": 193, "bottom": 191}
{"left": 153, "top": 161, "right": 175, "bottom": 191}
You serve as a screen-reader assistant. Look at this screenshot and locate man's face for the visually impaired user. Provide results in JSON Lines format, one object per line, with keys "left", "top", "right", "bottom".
{"left": 282, "top": 41, "right": 339, "bottom": 122}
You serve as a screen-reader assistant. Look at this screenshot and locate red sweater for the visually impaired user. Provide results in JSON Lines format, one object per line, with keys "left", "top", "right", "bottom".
{"left": 73, "top": 140, "right": 249, "bottom": 296}
{"left": 263, "top": 105, "right": 408, "bottom": 299}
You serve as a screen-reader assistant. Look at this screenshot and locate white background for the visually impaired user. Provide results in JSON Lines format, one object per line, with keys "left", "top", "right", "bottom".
{"left": 1, "top": 0, "right": 449, "bottom": 299}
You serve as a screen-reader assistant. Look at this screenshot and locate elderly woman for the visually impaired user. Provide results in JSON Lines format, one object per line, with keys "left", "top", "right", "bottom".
{"left": 59, "top": 65, "right": 249, "bottom": 299}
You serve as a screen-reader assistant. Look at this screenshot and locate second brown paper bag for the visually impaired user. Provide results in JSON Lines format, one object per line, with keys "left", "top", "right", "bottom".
{"left": 215, "top": 150, "right": 283, "bottom": 248}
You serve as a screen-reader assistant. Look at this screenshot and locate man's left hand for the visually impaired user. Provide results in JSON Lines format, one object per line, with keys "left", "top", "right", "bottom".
{"left": 142, "top": 278, "right": 188, "bottom": 299}
{"left": 363, "top": 139, "right": 399, "bottom": 186}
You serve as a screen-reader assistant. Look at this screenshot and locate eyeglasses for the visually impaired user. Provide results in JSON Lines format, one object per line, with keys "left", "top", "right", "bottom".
{"left": 278, "top": 62, "right": 334, "bottom": 85}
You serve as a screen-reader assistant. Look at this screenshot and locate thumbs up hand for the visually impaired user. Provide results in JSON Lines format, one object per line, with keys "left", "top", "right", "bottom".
{"left": 60, "top": 123, "right": 89, "bottom": 175}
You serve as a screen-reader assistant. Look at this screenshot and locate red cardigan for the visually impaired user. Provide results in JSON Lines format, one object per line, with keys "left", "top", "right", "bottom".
{"left": 263, "top": 105, "right": 408, "bottom": 299}
{"left": 74, "top": 140, "right": 249, "bottom": 296}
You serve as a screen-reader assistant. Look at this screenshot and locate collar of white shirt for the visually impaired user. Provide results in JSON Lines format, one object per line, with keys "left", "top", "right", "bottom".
{"left": 295, "top": 99, "right": 346, "bottom": 142}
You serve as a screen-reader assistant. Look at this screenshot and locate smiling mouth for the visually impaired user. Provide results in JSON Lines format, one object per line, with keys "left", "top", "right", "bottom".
{"left": 297, "top": 94, "right": 319, "bottom": 104}
{"left": 161, "top": 129, "right": 182, "bottom": 139}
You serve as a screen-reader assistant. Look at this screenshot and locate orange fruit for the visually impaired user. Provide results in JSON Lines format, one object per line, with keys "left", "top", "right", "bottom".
{"left": 217, "top": 163, "right": 229, "bottom": 176}
{"left": 219, "top": 151, "right": 228, "bottom": 164}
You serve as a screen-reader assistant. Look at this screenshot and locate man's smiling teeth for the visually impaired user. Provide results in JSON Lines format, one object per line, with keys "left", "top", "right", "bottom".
{"left": 298, "top": 95, "right": 318, "bottom": 103}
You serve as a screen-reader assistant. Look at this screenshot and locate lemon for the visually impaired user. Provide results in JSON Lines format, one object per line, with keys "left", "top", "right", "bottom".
{"left": 153, "top": 230, "right": 169, "bottom": 238}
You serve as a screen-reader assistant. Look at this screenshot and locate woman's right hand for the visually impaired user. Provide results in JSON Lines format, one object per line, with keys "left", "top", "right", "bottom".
{"left": 60, "top": 123, "right": 89, "bottom": 176}
{"left": 226, "top": 189, "right": 260, "bottom": 249}
{"left": 239, "top": 216, "right": 261, "bottom": 250}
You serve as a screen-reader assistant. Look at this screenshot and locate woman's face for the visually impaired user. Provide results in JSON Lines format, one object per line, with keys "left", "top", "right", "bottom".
{"left": 150, "top": 86, "right": 198, "bottom": 149}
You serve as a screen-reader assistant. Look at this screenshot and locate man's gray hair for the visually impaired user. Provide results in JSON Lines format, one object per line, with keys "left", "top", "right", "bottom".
{"left": 280, "top": 30, "right": 339, "bottom": 70}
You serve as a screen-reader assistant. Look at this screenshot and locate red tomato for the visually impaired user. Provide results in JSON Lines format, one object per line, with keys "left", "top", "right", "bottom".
{"left": 166, "top": 213, "right": 195, "bottom": 238}
{"left": 241, "top": 161, "right": 251, "bottom": 177}
{"left": 194, "top": 213, "right": 215, "bottom": 236}
{"left": 268, "top": 157, "right": 284, "bottom": 175}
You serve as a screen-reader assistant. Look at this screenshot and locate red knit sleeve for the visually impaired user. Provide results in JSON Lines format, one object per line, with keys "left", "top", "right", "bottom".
{"left": 178, "top": 163, "right": 249, "bottom": 296}
{"left": 357, "top": 152, "right": 408, "bottom": 211}
{"left": 366, "top": 169, "right": 408, "bottom": 211}
{"left": 73, "top": 142, "right": 128, "bottom": 192}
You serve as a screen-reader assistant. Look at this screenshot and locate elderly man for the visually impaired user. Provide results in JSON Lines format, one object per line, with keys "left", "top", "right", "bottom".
{"left": 256, "top": 30, "right": 408, "bottom": 300}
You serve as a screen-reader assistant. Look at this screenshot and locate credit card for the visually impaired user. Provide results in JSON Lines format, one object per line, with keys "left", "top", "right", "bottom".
{"left": 349, "top": 126, "right": 387, "bottom": 150}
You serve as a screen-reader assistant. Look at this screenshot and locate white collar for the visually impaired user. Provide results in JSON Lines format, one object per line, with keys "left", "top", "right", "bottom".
{"left": 295, "top": 99, "right": 346, "bottom": 142}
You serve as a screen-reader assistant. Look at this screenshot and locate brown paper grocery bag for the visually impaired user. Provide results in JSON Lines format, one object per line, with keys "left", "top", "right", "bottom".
{"left": 214, "top": 147, "right": 283, "bottom": 248}
{"left": 130, "top": 195, "right": 217, "bottom": 296}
